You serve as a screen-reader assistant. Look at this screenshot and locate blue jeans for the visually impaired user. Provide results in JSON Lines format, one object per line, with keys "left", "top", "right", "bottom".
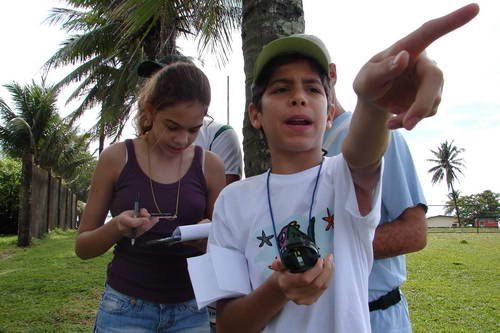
{"left": 94, "top": 284, "right": 210, "bottom": 333}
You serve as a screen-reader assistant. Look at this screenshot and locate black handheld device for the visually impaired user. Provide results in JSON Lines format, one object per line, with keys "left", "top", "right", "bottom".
{"left": 278, "top": 222, "right": 320, "bottom": 273}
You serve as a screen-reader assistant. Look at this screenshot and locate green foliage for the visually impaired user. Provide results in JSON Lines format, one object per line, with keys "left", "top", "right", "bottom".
{"left": 0, "top": 81, "right": 59, "bottom": 159}
{"left": 0, "top": 80, "right": 96, "bottom": 201}
{"left": 0, "top": 157, "right": 21, "bottom": 234}
{"left": 45, "top": 0, "right": 242, "bottom": 147}
{"left": 427, "top": 140, "right": 465, "bottom": 189}
{"left": 444, "top": 190, "right": 500, "bottom": 224}
{"left": 428, "top": 140, "right": 466, "bottom": 224}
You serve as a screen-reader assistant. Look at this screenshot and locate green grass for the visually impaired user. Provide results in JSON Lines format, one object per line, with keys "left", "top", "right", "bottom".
{"left": 404, "top": 233, "right": 500, "bottom": 333}
{"left": 0, "top": 230, "right": 498, "bottom": 332}
{"left": 0, "top": 230, "right": 111, "bottom": 333}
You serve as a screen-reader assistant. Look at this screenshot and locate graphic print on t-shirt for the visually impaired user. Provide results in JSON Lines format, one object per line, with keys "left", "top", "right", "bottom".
{"left": 253, "top": 207, "right": 334, "bottom": 281}
{"left": 322, "top": 207, "right": 334, "bottom": 231}
{"left": 256, "top": 230, "right": 274, "bottom": 247}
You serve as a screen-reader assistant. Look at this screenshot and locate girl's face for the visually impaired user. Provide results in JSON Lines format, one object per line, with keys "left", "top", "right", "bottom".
{"left": 149, "top": 100, "right": 207, "bottom": 155}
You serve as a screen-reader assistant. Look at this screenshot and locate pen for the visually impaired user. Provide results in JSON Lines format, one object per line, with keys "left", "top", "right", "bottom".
{"left": 131, "top": 192, "right": 139, "bottom": 246}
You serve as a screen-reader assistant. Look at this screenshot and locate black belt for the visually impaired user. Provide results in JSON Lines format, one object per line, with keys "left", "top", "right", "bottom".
{"left": 369, "top": 288, "right": 401, "bottom": 312}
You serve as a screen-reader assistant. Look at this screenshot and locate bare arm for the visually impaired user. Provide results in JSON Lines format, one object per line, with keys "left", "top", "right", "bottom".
{"left": 217, "top": 255, "right": 334, "bottom": 333}
{"left": 342, "top": 101, "right": 389, "bottom": 216}
{"left": 177, "top": 150, "right": 226, "bottom": 253}
{"left": 204, "top": 151, "right": 226, "bottom": 219}
{"left": 217, "top": 274, "right": 288, "bottom": 333}
{"left": 75, "top": 143, "right": 157, "bottom": 259}
{"left": 373, "top": 205, "right": 427, "bottom": 259}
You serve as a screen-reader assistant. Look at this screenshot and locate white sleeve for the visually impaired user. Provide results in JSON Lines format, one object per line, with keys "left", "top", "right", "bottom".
{"left": 331, "top": 156, "right": 383, "bottom": 333}
{"left": 188, "top": 188, "right": 251, "bottom": 309}
{"left": 341, "top": 156, "right": 383, "bottom": 231}
{"left": 210, "top": 128, "right": 242, "bottom": 177}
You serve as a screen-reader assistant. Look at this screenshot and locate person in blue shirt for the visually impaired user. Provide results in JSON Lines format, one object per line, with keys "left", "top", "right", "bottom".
{"left": 323, "top": 102, "right": 427, "bottom": 332}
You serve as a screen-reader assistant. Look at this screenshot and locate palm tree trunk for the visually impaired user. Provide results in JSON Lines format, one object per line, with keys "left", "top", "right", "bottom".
{"left": 98, "top": 122, "right": 105, "bottom": 155}
{"left": 450, "top": 183, "right": 462, "bottom": 226}
{"left": 241, "top": 0, "right": 305, "bottom": 177}
{"left": 17, "top": 152, "right": 33, "bottom": 247}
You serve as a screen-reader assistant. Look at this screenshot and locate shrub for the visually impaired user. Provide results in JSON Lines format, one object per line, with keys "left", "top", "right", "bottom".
{"left": 0, "top": 156, "right": 21, "bottom": 234}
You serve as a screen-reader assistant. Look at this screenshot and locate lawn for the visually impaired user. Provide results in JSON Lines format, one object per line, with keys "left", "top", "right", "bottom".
{"left": 405, "top": 232, "right": 500, "bottom": 333}
{"left": 0, "top": 230, "right": 498, "bottom": 332}
{"left": 0, "top": 230, "right": 110, "bottom": 332}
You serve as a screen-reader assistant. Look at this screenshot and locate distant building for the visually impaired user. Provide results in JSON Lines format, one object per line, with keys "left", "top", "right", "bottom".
{"left": 427, "top": 215, "right": 458, "bottom": 228}
{"left": 474, "top": 217, "right": 500, "bottom": 228}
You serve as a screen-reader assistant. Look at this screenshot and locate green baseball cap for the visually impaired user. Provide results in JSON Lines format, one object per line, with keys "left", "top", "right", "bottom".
{"left": 253, "top": 34, "right": 331, "bottom": 83}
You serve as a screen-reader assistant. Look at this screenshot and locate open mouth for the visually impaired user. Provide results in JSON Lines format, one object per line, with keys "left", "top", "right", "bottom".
{"left": 285, "top": 117, "right": 313, "bottom": 126}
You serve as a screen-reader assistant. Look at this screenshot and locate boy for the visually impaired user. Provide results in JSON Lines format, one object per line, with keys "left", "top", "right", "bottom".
{"left": 197, "top": 4, "right": 479, "bottom": 332}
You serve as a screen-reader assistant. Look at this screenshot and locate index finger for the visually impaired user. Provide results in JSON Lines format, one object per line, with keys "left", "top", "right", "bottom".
{"left": 389, "top": 3, "right": 479, "bottom": 57}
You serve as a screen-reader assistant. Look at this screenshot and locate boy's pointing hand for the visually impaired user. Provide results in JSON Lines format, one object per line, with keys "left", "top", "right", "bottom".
{"left": 353, "top": 3, "right": 479, "bottom": 130}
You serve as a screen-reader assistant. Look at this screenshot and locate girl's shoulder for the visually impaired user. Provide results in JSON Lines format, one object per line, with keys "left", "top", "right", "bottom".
{"left": 97, "top": 140, "right": 133, "bottom": 180}
{"left": 99, "top": 141, "right": 127, "bottom": 163}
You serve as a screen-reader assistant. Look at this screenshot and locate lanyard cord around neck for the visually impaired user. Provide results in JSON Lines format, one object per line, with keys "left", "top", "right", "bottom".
{"left": 266, "top": 159, "right": 324, "bottom": 255}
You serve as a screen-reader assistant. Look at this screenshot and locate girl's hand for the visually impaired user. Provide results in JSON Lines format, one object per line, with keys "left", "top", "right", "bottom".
{"left": 115, "top": 208, "right": 159, "bottom": 238}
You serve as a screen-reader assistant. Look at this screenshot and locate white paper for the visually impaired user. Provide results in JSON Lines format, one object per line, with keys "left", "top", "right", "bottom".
{"left": 173, "top": 223, "right": 211, "bottom": 241}
{"left": 187, "top": 244, "right": 252, "bottom": 309}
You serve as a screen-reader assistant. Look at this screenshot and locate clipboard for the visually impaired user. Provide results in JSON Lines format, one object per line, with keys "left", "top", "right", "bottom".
{"left": 143, "top": 223, "right": 211, "bottom": 247}
{"left": 144, "top": 235, "right": 182, "bottom": 246}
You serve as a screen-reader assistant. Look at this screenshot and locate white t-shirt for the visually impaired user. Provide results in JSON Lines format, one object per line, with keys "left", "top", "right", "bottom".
{"left": 194, "top": 119, "right": 242, "bottom": 176}
{"left": 209, "top": 155, "right": 382, "bottom": 333}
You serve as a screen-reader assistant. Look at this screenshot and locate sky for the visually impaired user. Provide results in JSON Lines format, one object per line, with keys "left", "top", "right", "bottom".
{"left": 0, "top": 0, "right": 498, "bottom": 216}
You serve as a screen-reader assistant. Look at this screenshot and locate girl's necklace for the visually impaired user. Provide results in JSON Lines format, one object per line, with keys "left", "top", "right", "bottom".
{"left": 146, "top": 137, "right": 182, "bottom": 220}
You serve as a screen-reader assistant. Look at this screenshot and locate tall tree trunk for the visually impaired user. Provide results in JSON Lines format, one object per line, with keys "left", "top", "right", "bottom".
{"left": 241, "top": 0, "right": 305, "bottom": 177}
{"left": 450, "top": 184, "right": 462, "bottom": 226}
{"left": 143, "top": 19, "right": 178, "bottom": 59}
{"left": 17, "top": 152, "right": 33, "bottom": 247}
{"left": 98, "top": 122, "right": 105, "bottom": 156}
{"left": 46, "top": 168, "right": 52, "bottom": 232}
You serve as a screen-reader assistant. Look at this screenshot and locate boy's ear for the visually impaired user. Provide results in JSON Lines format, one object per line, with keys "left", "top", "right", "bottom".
{"left": 329, "top": 63, "right": 337, "bottom": 85}
{"left": 248, "top": 103, "right": 262, "bottom": 129}
{"left": 326, "top": 103, "right": 335, "bottom": 127}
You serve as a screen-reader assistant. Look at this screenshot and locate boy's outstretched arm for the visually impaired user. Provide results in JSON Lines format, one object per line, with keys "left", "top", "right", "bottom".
{"left": 343, "top": 4, "right": 479, "bottom": 213}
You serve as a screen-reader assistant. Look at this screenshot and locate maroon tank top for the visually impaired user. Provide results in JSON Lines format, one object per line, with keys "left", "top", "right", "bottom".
{"left": 107, "top": 139, "right": 208, "bottom": 303}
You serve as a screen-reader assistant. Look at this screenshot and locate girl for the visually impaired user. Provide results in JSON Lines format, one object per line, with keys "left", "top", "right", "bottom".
{"left": 76, "top": 59, "right": 225, "bottom": 332}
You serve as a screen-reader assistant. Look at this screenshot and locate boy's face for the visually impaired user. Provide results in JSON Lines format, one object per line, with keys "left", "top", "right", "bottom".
{"left": 250, "top": 59, "right": 333, "bottom": 156}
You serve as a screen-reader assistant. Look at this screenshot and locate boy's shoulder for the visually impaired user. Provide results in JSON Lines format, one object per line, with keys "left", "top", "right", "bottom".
{"left": 220, "top": 172, "right": 267, "bottom": 197}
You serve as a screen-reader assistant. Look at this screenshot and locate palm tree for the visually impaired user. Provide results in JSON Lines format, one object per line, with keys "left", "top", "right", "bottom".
{"left": 241, "top": 0, "right": 305, "bottom": 176}
{"left": 44, "top": 0, "right": 241, "bottom": 153}
{"left": 428, "top": 140, "right": 466, "bottom": 225}
{"left": 0, "top": 81, "right": 59, "bottom": 246}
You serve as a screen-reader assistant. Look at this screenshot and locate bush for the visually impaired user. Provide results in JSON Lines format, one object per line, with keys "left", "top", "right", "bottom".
{"left": 0, "top": 157, "right": 21, "bottom": 234}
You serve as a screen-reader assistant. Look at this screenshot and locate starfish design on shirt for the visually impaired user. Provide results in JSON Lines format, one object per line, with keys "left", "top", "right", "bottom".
{"left": 257, "top": 230, "right": 274, "bottom": 247}
{"left": 322, "top": 208, "right": 334, "bottom": 231}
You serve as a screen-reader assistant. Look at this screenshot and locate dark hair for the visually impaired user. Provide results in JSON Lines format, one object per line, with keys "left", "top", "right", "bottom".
{"left": 251, "top": 53, "right": 332, "bottom": 112}
{"left": 136, "top": 61, "right": 211, "bottom": 135}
